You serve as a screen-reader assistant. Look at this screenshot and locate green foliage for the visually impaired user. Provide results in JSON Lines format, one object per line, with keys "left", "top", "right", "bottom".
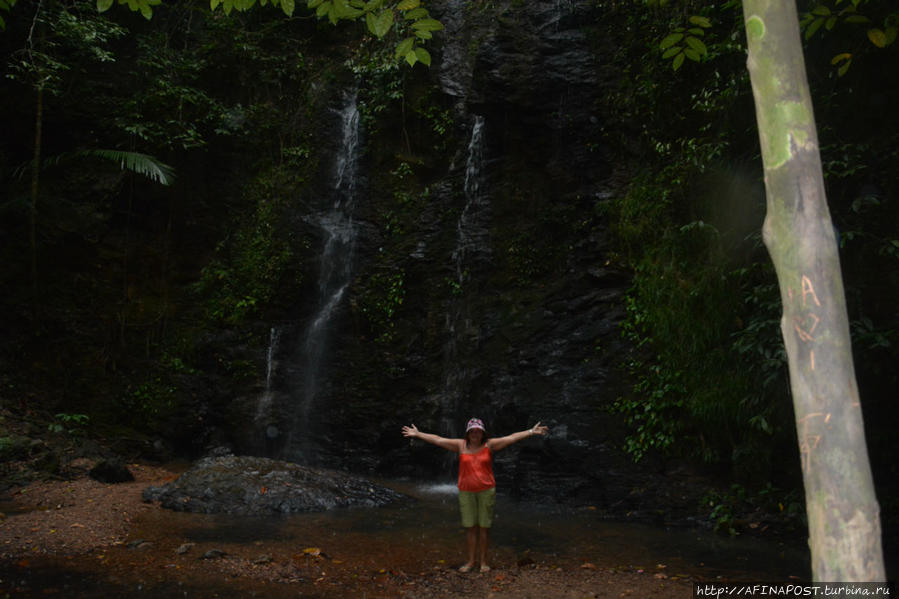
{"left": 350, "top": 47, "right": 405, "bottom": 130}
{"left": 702, "top": 483, "right": 805, "bottom": 535}
{"left": 97, "top": 0, "right": 161, "bottom": 20}
{"left": 119, "top": 377, "right": 177, "bottom": 428}
{"left": 506, "top": 233, "right": 550, "bottom": 286}
{"left": 599, "top": 2, "right": 792, "bottom": 470}
{"left": 358, "top": 269, "right": 406, "bottom": 344}
{"left": 196, "top": 168, "right": 306, "bottom": 324}
{"left": 799, "top": 1, "right": 899, "bottom": 75}
{"left": 48, "top": 413, "right": 90, "bottom": 436}
{"left": 200, "top": 0, "right": 444, "bottom": 67}
{"left": 659, "top": 15, "right": 712, "bottom": 71}
{"left": 118, "top": 32, "right": 228, "bottom": 150}
{"left": 612, "top": 360, "right": 685, "bottom": 461}
{"left": 6, "top": 3, "right": 126, "bottom": 93}
{"left": 40, "top": 150, "right": 175, "bottom": 185}
{"left": 0, "top": 0, "right": 16, "bottom": 31}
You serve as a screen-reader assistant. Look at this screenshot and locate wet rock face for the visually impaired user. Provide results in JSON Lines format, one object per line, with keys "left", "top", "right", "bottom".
{"left": 338, "top": 0, "right": 624, "bottom": 501}
{"left": 217, "top": 0, "right": 637, "bottom": 508}
{"left": 142, "top": 455, "right": 406, "bottom": 515}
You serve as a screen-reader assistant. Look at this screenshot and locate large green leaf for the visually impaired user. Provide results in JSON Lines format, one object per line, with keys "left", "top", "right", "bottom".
{"left": 394, "top": 36, "right": 415, "bottom": 59}
{"left": 885, "top": 27, "right": 898, "bottom": 46}
{"left": 40, "top": 150, "right": 176, "bottom": 185}
{"left": 662, "top": 46, "right": 681, "bottom": 59}
{"left": 688, "top": 15, "right": 711, "bottom": 28}
{"left": 659, "top": 32, "right": 684, "bottom": 50}
{"left": 414, "top": 46, "right": 430, "bottom": 66}
{"left": 867, "top": 28, "right": 888, "bottom": 48}
{"left": 685, "top": 36, "right": 707, "bottom": 56}
{"left": 397, "top": 0, "right": 419, "bottom": 9}
{"left": 403, "top": 7, "right": 427, "bottom": 19}
{"left": 410, "top": 17, "right": 442, "bottom": 31}
{"left": 805, "top": 16, "right": 825, "bottom": 39}
{"left": 373, "top": 9, "right": 393, "bottom": 37}
{"left": 281, "top": 0, "right": 295, "bottom": 16}
{"left": 86, "top": 150, "right": 175, "bottom": 185}
{"left": 97, "top": 0, "right": 115, "bottom": 12}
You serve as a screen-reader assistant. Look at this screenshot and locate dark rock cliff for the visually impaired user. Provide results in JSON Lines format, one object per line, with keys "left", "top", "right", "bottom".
{"left": 217, "top": 0, "right": 660, "bottom": 513}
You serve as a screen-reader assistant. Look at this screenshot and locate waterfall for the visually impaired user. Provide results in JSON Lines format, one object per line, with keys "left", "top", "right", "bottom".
{"left": 285, "top": 91, "right": 362, "bottom": 462}
{"left": 255, "top": 326, "right": 281, "bottom": 422}
{"left": 439, "top": 116, "right": 489, "bottom": 450}
{"left": 452, "top": 115, "right": 488, "bottom": 284}
{"left": 252, "top": 326, "right": 283, "bottom": 454}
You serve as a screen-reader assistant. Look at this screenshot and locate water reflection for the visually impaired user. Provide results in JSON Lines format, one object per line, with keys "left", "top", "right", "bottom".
{"left": 380, "top": 481, "right": 810, "bottom": 580}
{"left": 173, "top": 479, "right": 808, "bottom": 580}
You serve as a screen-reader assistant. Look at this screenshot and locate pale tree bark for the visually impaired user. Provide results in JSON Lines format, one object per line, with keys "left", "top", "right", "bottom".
{"left": 741, "top": 0, "right": 884, "bottom": 582}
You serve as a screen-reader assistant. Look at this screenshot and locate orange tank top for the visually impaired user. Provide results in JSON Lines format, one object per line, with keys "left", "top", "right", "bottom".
{"left": 457, "top": 446, "right": 496, "bottom": 492}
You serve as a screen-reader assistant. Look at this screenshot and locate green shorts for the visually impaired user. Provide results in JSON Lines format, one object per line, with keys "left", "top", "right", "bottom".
{"left": 458, "top": 487, "right": 496, "bottom": 528}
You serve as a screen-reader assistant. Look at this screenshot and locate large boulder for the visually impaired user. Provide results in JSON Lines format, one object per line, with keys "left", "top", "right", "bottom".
{"left": 142, "top": 455, "right": 406, "bottom": 515}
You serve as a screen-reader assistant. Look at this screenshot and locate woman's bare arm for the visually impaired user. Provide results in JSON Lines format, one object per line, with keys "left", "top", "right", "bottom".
{"left": 487, "top": 422, "right": 548, "bottom": 452}
{"left": 402, "top": 424, "right": 462, "bottom": 452}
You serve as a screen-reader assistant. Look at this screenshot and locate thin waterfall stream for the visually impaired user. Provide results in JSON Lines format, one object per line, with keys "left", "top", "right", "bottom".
{"left": 284, "top": 91, "right": 362, "bottom": 462}
{"left": 254, "top": 326, "right": 280, "bottom": 427}
{"left": 437, "top": 116, "right": 489, "bottom": 457}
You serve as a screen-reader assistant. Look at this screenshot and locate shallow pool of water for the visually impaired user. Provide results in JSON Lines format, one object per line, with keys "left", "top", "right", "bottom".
{"left": 146, "top": 478, "right": 810, "bottom": 580}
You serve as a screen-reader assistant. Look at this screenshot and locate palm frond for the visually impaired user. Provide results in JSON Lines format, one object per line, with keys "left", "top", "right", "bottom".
{"left": 80, "top": 149, "right": 175, "bottom": 185}
{"left": 12, "top": 150, "right": 176, "bottom": 186}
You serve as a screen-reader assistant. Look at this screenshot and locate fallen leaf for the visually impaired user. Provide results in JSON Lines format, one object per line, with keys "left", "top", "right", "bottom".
{"left": 303, "top": 547, "right": 322, "bottom": 556}
{"left": 581, "top": 562, "right": 597, "bottom": 569}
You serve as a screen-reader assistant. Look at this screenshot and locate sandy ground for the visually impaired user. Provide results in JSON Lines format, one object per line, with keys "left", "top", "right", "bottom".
{"left": 0, "top": 463, "right": 697, "bottom": 598}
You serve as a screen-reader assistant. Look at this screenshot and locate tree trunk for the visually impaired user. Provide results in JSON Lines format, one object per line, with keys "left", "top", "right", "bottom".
{"left": 741, "top": 0, "right": 884, "bottom": 581}
{"left": 29, "top": 84, "right": 43, "bottom": 319}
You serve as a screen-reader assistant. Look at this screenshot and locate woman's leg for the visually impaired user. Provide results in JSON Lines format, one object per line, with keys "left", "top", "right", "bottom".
{"left": 478, "top": 526, "right": 490, "bottom": 571}
{"left": 477, "top": 488, "right": 495, "bottom": 571}
{"left": 463, "top": 527, "right": 478, "bottom": 570}
{"left": 458, "top": 491, "right": 478, "bottom": 571}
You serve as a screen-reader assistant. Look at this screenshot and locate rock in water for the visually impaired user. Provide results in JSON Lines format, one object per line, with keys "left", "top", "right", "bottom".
{"left": 142, "top": 455, "right": 406, "bottom": 514}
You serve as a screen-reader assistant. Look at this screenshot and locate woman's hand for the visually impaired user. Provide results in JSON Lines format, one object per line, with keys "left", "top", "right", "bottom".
{"left": 529, "top": 422, "right": 548, "bottom": 436}
{"left": 402, "top": 424, "right": 420, "bottom": 438}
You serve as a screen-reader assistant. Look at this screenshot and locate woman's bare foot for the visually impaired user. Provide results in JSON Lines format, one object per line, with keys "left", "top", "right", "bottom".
{"left": 480, "top": 564, "right": 491, "bottom": 573}
{"left": 458, "top": 563, "right": 473, "bottom": 573}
